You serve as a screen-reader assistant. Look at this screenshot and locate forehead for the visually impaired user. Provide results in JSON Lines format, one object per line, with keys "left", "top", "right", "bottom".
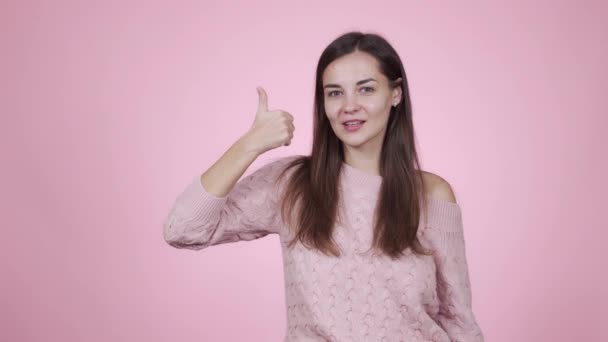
{"left": 322, "top": 51, "right": 383, "bottom": 84}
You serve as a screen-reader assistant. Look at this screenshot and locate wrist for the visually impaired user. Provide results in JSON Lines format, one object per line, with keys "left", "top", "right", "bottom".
{"left": 236, "top": 133, "right": 262, "bottom": 157}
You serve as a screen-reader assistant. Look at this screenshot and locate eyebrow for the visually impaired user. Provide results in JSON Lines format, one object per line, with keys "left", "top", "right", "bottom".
{"left": 323, "top": 78, "right": 377, "bottom": 89}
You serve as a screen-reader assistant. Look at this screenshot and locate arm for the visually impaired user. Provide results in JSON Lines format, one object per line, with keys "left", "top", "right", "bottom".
{"left": 162, "top": 136, "right": 292, "bottom": 250}
{"left": 422, "top": 192, "right": 485, "bottom": 341}
{"left": 199, "top": 134, "right": 262, "bottom": 198}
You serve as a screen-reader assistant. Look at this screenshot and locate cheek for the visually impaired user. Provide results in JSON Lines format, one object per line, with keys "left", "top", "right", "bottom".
{"left": 366, "top": 100, "right": 391, "bottom": 119}
{"left": 324, "top": 103, "right": 340, "bottom": 120}
{"left": 363, "top": 100, "right": 384, "bottom": 113}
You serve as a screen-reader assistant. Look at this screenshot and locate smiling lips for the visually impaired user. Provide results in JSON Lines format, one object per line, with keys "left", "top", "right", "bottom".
{"left": 343, "top": 119, "right": 364, "bottom": 124}
{"left": 343, "top": 120, "right": 365, "bottom": 132}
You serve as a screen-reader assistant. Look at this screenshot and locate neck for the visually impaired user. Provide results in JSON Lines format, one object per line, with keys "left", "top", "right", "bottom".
{"left": 340, "top": 161, "right": 383, "bottom": 196}
{"left": 343, "top": 150, "right": 381, "bottom": 176}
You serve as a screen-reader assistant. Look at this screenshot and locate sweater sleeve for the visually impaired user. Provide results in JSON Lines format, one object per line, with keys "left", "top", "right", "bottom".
{"left": 162, "top": 156, "right": 293, "bottom": 250}
{"left": 421, "top": 197, "right": 485, "bottom": 342}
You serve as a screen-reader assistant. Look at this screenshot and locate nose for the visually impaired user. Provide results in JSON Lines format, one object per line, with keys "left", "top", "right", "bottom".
{"left": 343, "top": 92, "right": 360, "bottom": 113}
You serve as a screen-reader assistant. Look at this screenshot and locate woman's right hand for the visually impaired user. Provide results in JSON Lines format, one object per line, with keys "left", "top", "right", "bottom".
{"left": 242, "top": 86, "right": 295, "bottom": 155}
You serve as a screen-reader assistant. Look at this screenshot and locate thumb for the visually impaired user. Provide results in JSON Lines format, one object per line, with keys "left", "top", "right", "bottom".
{"left": 256, "top": 86, "right": 268, "bottom": 114}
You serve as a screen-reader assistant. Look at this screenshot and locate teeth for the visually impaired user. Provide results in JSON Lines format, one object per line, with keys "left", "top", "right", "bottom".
{"left": 344, "top": 121, "right": 363, "bottom": 126}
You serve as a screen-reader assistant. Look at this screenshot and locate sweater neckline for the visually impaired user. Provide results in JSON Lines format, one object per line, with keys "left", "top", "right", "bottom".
{"left": 340, "top": 161, "right": 383, "bottom": 195}
{"left": 338, "top": 160, "right": 462, "bottom": 217}
{"left": 338, "top": 161, "right": 462, "bottom": 217}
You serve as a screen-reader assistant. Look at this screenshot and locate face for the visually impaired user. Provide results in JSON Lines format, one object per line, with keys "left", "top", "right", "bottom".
{"left": 322, "top": 51, "right": 402, "bottom": 156}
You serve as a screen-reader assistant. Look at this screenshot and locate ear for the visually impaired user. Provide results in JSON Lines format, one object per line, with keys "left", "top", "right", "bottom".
{"left": 392, "top": 77, "right": 403, "bottom": 106}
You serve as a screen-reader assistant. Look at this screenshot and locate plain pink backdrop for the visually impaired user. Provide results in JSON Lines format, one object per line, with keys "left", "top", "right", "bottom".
{"left": 2, "top": 0, "right": 607, "bottom": 341}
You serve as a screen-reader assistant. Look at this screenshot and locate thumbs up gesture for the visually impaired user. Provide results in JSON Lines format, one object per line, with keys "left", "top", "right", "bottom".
{"left": 242, "top": 86, "right": 295, "bottom": 155}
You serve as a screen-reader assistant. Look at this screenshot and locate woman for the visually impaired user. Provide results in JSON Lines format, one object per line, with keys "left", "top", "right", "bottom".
{"left": 163, "top": 31, "right": 485, "bottom": 341}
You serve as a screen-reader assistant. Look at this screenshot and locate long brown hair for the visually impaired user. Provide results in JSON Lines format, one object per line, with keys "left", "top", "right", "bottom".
{"left": 276, "top": 31, "right": 431, "bottom": 260}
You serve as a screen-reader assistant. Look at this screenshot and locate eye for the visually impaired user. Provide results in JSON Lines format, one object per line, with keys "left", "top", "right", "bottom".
{"left": 327, "top": 87, "right": 374, "bottom": 97}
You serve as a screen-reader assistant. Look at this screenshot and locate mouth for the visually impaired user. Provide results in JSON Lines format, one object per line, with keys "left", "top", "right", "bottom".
{"left": 342, "top": 120, "right": 366, "bottom": 132}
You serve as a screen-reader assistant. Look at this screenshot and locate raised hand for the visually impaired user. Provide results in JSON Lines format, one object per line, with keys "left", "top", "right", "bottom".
{"left": 243, "top": 86, "right": 295, "bottom": 155}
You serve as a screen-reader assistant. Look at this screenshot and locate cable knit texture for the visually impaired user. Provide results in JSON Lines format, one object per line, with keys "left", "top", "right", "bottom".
{"left": 163, "top": 155, "right": 485, "bottom": 342}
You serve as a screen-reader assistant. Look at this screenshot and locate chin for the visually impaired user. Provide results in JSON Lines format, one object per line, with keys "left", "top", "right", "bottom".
{"left": 340, "top": 137, "right": 368, "bottom": 148}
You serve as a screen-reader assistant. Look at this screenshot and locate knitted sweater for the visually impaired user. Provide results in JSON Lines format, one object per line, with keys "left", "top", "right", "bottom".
{"left": 163, "top": 155, "right": 485, "bottom": 342}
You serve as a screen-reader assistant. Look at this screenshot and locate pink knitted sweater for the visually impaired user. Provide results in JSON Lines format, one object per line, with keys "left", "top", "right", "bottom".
{"left": 163, "top": 155, "right": 484, "bottom": 342}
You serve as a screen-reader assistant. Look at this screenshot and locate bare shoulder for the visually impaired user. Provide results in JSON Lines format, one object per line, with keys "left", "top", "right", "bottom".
{"left": 420, "top": 170, "right": 458, "bottom": 203}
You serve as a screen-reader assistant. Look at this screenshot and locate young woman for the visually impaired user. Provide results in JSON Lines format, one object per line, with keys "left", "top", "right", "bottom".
{"left": 163, "top": 31, "right": 485, "bottom": 341}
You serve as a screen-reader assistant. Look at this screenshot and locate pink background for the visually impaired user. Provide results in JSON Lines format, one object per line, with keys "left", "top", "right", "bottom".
{"left": 3, "top": 0, "right": 607, "bottom": 341}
